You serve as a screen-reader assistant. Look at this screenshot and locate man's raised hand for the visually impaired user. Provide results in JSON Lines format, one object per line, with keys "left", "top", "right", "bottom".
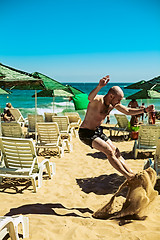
{"left": 99, "top": 75, "right": 110, "bottom": 87}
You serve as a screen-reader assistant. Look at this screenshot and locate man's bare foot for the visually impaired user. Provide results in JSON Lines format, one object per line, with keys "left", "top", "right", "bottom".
{"left": 126, "top": 173, "right": 136, "bottom": 181}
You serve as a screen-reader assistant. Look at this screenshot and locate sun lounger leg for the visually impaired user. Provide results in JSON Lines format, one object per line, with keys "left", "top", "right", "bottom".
{"left": 12, "top": 215, "right": 29, "bottom": 239}
{"left": 73, "top": 128, "right": 76, "bottom": 137}
{"left": 65, "top": 140, "right": 72, "bottom": 153}
{"left": 0, "top": 177, "right": 3, "bottom": 183}
{"left": 8, "top": 221, "right": 17, "bottom": 240}
{"left": 109, "top": 129, "right": 112, "bottom": 136}
{"left": 45, "top": 161, "right": 52, "bottom": 179}
{"left": 31, "top": 177, "right": 37, "bottom": 193}
{"left": 36, "top": 147, "right": 40, "bottom": 155}
{"left": 38, "top": 168, "right": 43, "bottom": 188}
{"left": 57, "top": 146, "right": 63, "bottom": 158}
{"left": 22, "top": 216, "right": 29, "bottom": 238}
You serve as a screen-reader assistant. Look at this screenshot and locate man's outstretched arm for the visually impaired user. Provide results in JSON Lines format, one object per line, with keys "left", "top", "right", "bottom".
{"left": 88, "top": 75, "right": 110, "bottom": 102}
{"left": 115, "top": 104, "right": 154, "bottom": 115}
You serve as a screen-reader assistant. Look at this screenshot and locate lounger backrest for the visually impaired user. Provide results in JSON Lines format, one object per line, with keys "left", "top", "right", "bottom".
{"left": 138, "top": 125, "right": 160, "bottom": 147}
{"left": 52, "top": 116, "right": 70, "bottom": 132}
{"left": 28, "top": 114, "right": 44, "bottom": 132}
{"left": 0, "top": 137, "right": 38, "bottom": 173}
{"left": 114, "top": 114, "right": 129, "bottom": 129}
{"left": 1, "top": 122, "right": 23, "bottom": 138}
{"left": 44, "top": 112, "right": 57, "bottom": 122}
{"left": 64, "top": 112, "right": 81, "bottom": 124}
{"left": 36, "top": 122, "right": 60, "bottom": 145}
{"left": 9, "top": 109, "right": 24, "bottom": 122}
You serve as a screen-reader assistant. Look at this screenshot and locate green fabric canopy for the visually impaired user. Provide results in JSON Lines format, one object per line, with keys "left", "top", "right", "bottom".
{"left": 0, "top": 63, "right": 86, "bottom": 112}
{"left": 126, "top": 89, "right": 160, "bottom": 99}
{"left": 124, "top": 80, "right": 146, "bottom": 89}
{"left": 139, "top": 76, "right": 160, "bottom": 91}
{"left": 33, "top": 89, "right": 73, "bottom": 97}
{"left": 54, "top": 89, "right": 73, "bottom": 97}
{"left": 31, "top": 73, "right": 84, "bottom": 96}
{"left": 72, "top": 94, "right": 89, "bottom": 110}
{"left": 65, "top": 85, "right": 84, "bottom": 95}
{"left": 0, "top": 72, "right": 5, "bottom": 79}
{"left": 32, "top": 72, "right": 67, "bottom": 91}
{"left": 31, "top": 73, "right": 84, "bottom": 98}
{"left": 0, "top": 63, "right": 44, "bottom": 90}
{"left": 31, "top": 72, "right": 86, "bottom": 111}
{"left": 0, "top": 88, "right": 9, "bottom": 95}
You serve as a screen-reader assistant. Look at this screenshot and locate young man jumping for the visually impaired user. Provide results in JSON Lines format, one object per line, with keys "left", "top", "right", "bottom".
{"left": 78, "top": 75, "right": 154, "bottom": 180}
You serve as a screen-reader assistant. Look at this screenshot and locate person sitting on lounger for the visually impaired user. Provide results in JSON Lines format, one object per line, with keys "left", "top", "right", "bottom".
{"left": 3, "top": 103, "right": 15, "bottom": 122}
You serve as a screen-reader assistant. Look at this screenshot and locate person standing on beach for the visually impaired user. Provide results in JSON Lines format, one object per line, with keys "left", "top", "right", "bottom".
{"left": 78, "top": 75, "right": 154, "bottom": 180}
{"left": 128, "top": 99, "right": 139, "bottom": 108}
{"left": 128, "top": 99, "right": 139, "bottom": 126}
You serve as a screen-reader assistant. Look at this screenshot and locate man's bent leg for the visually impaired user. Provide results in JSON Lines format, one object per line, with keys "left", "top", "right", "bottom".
{"left": 106, "top": 139, "right": 133, "bottom": 174}
{"left": 92, "top": 137, "right": 135, "bottom": 180}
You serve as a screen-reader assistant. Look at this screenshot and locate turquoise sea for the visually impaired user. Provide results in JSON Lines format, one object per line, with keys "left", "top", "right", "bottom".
{"left": 0, "top": 82, "right": 160, "bottom": 124}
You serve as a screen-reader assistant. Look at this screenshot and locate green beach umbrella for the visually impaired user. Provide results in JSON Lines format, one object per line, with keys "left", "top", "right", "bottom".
{"left": 31, "top": 72, "right": 68, "bottom": 91}
{"left": 53, "top": 89, "right": 73, "bottom": 97}
{"left": 0, "top": 72, "right": 5, "bottom": 79}
{"left": 32, "top": 73, "right": 84, "bottom": 95}
{"left": 126, "top": 89, "right": 160, "bottom": 100}
{"left": 32, "top": 89, "right": 73, "bottom": 97}
{"left": 65, "top": 84, "right": 84, "bottom": 95}
{"left": 31, "top": 72, "right": 84, "bottom": 111}
{"left": 0, "top": 63, "right": 45, "bottom": 90}
{"left": 0, "top": 63, "right": 49, "bottom": 141}
{"left": 139, "top": 76, "right": 160, "bottom": 91}
{"left": 124, "top": 80, "right": 146, "bottom": 89}
{"left": 0, "top": 88, "right": 9, "bottom": 95}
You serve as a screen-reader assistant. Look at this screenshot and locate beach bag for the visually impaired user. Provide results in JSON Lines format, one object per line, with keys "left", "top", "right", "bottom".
{"left": 72, "top": 94, "right": 89, "bottom": 110}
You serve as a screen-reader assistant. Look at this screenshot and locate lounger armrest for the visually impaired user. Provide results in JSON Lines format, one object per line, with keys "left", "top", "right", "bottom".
{"left": 39, "top": 159, "right": 50, "bottom": 167}
{"left": 38, "top": 159, "right": 50, "bottom": 176}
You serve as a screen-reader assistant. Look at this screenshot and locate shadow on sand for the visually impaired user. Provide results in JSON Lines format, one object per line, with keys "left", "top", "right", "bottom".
{"left": 0, "top": 178, "right": 32, "bottom": 194}
{"left": 76, "top": 173, "right": 127, "bottom": 196}
{"left": 0, "top": 173, "right": 50, "bottom": 194}
{"left": 5, "top": 203, "right": 93, "bottom": 219}
{"left": 86, "top": 152, "right": 106, "bottom": 159}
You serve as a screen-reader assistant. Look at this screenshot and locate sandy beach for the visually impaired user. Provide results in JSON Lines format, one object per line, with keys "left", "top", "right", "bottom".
{"left": 0, "top": 127, "right": 160, "bottom": 240}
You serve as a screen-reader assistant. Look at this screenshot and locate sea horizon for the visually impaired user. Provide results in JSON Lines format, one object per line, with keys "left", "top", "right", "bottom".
{"left": 0, "top": 81, "right": 159, "bottom": 125}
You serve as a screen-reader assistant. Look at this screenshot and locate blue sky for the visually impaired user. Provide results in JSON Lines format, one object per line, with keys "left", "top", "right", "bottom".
{"left": 0, "top": 0, "right": 160, "bottom": 82}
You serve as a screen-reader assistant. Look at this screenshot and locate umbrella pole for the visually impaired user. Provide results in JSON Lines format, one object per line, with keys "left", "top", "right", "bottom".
{"left": 147, "top": 98, "right": 150, "bottom": 124}
{"left": 0, "top": 105, "right": 1, "bottom": 137}
{"left": 53, "top": 96, "right": 55, "bottom": 113}
{"left": 35, "top": 90, "right": 37, "bottom": 141}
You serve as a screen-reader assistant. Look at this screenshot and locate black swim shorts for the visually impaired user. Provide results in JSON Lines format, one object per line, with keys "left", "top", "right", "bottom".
{"left": 78, "top": 126, "right": 109, "bottom": 148}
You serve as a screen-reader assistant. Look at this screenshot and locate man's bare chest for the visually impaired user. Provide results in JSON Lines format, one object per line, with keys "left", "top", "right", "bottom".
{"left": 100, "top": 104, "right": 112, "bottom": 115}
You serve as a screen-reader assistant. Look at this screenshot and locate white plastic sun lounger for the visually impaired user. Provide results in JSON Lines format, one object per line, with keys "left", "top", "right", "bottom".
{"left": 0, "top": 137, "right": 55, "bottom": 192}
{"left": 0, "top": 215, "right": 29, "bottom": 240}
